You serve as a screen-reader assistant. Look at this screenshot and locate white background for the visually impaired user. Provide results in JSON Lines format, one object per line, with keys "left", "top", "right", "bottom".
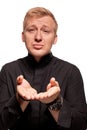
{"left": 0, "top": 0, "right": 87, "bottom": 101}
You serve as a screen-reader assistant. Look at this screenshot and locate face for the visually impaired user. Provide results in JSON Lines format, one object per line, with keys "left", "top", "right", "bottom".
{"left": 22, "top": 16, "right": 57, "bottom": 61}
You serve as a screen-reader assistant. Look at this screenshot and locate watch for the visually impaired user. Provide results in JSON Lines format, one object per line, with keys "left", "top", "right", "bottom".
{"left": 47, "top": 95, "right": 63, "bottom": 111}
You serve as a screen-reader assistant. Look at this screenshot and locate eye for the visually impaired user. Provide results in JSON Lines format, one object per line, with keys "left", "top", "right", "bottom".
{"left": 44, "top": 30, "right": 49, "bottom": 32}
{"left": 26, "top": 28, "right": 36, "bottom": 32}
{"left": 42, "top": 29, "right": 50, "bottom": 33}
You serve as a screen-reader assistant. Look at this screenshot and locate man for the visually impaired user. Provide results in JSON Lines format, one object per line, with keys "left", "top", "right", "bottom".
{"left": 0, "top": 7, "right": 87, "bottom": 130}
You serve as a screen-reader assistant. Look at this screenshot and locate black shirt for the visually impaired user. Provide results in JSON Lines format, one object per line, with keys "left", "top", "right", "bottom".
{"left": 0, "top": 53, "right": 86, "bottom": 130}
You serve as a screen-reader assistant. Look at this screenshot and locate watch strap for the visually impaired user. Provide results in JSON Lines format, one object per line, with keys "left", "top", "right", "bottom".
{"left": 47, "top": 94, "right": 63, "bottom": 111}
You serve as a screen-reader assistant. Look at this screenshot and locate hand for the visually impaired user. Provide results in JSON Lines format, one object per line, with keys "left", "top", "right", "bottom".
{"left": 35, "top": 77, "right": 60, "bottom": 104}
{"left": 16, "top": 75, "right": 37, "bottom": 101}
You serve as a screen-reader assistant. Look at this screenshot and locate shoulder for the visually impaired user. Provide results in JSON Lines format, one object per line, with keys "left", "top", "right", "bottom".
{"left": 52, "top": 56, "right": 81, "bottom": 74}
{"left": 0, "top": 56, "right": 27, "bottom": 72}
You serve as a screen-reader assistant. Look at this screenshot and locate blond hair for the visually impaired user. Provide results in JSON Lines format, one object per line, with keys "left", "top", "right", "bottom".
{"left": 23, "top": 7, "right": 58, "bottom": 33}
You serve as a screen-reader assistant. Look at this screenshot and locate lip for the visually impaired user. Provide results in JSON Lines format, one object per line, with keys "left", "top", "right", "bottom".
{"left": 33, "top": 44, "right": 44, "bottom": 49}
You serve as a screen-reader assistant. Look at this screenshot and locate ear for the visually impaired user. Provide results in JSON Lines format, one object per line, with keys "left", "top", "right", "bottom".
{"left": 21, "top": 32, "right": 25, "bottom": 42}
{"left": 53, "top": 35, "right": 58, "bottom": 45}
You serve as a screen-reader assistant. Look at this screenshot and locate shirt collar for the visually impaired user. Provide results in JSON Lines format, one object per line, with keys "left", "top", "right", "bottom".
{"left": 27, "top": 52, "right": 53, "bottom": 68}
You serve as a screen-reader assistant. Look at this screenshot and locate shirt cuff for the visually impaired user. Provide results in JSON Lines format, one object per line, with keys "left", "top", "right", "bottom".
{"left": 5, "top": 95, "right": 23, "bottom": 118}
{"left": 57, "top": 99, "right": 71, "bottom": 128}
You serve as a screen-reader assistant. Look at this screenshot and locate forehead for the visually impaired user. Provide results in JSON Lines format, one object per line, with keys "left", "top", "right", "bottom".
{"left": 25, "top": 16, "right": 55, "bottom": 27}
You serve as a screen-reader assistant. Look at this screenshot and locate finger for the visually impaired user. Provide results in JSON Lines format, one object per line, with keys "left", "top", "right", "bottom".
{"left": 50, "top": 77, "right": 56, "bottom": 86}
{"left": 46, "top": 83, "right": 51, "bottom": 90}
{"left": 17, "top": 75, "right": 24, "bottom": 85}
{"left": 36, "top": 92, "right": 48, "bottom": 100}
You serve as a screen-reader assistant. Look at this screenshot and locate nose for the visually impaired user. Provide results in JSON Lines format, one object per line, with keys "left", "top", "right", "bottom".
{"left": 35, "top": 30, "right": 42, "bottom": 42}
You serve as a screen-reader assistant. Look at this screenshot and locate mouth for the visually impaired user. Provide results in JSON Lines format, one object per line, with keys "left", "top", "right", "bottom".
{"left": 33, "top": 44, "right": 44, "bottom": 49}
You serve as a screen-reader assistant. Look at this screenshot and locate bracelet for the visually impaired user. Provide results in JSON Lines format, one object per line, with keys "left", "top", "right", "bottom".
{"left": 47, "top": 94, "right": 63, "bottom": 111}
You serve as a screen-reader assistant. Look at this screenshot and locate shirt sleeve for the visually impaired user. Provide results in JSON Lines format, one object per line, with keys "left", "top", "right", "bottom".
{"left": 0, "top": 66, "right": 23, "bottom": 130}
{"left": 57, "top": 65, "right": 87, "bottom": 129}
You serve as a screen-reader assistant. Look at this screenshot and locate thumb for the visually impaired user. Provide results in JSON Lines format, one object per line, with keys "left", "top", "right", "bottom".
{"left": 50, "top": 77, "right": 56, "bottom": 86}
{"left": 17, "top": 75, "right": 24, "bottom": 85}
{"left": 46, "top": 83, "right": 51, "bottom": 91}
{"left": 46, "top": 77, "right": 56, "bottom": 91}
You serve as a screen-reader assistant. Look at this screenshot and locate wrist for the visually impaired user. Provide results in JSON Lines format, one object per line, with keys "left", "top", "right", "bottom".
{"left": 16, "top": 93, "right": 29, "bottom": 112}
{"left": 46, "top": 94, "right": 63, "bottom": 111}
